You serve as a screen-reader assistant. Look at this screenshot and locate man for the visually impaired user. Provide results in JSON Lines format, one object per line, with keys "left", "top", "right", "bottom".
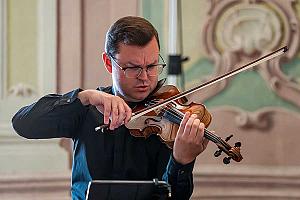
{"left": 12, "top": 16, "right": 208, "bottom": 200}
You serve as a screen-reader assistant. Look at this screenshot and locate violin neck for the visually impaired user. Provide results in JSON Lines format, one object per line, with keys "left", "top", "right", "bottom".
{"left": 204, "top": 129, "right": 222, "bottom": 145}
{"left": 161, "top": 106, "right": 225, "bottom": 146}
{"left": 205, "top": 129, "right": 232, "bottom": 149}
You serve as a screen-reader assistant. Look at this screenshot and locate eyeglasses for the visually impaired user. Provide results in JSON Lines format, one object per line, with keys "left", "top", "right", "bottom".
{"left": 110, "top": 55, "right": 166, "bottom": 78}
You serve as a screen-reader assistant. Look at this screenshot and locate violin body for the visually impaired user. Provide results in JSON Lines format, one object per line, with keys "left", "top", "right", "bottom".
{"left": 126, "top": 85, "right": 211, "bottom": 148}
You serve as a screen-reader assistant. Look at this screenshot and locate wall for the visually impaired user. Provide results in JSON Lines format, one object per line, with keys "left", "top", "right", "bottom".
{"left": 0, "top": 0, "right": 140, "bottom": 199}
{"left": 1, "top": 0, "right": 300, "bottom": 199}
{"left": 144, "top": 0, "right": 300, "bottom": 199}
{"left": 0, "top": 0, "right": 67, "bottom": 173}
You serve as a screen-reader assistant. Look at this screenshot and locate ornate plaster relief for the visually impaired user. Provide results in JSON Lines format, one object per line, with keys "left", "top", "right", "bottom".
{"left": 196, "top": 0, "right": 300, "bottom": 107}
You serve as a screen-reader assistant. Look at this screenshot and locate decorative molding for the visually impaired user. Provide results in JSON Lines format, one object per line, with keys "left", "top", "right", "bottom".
{"left": 7, "top": 83, "right": 36, "bottom": 98}
{"left": 200, "top": 0, "right": 300, "bottom": 107}
{"left": 192, "top": 165, "right": 300, "bottom": 200}
{"left": 0, "top": 172, "right": 70, "bottom": 200}
{"left": 216, "top": 4, "right": 282, "bottom": 53}
{"left": 209, "top": 105, "right": 300, "bottom": 130}
{"left": 1, "top": 167, "right": 300, "bottom": 200}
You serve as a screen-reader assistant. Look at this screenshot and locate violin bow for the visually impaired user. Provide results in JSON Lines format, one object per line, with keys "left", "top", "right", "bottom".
{"left": 95, "top": 46, "right": 288, "bottom": 131}
{"left": 130, "top": 46, "right": 288, "bottom": 119}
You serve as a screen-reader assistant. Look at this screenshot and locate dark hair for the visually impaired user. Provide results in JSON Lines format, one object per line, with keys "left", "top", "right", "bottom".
{"left": 105, "top": 16, "right": 160, "bottom": 58}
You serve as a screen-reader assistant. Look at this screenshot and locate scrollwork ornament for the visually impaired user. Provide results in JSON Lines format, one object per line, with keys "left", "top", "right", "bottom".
{"left": 199, "top": 0, "right": 300, "bottom": 110}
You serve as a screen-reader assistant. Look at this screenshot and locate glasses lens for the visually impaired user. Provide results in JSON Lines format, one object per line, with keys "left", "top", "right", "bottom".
{"left": 157, "top": 65, "right": 164, "bottom": 75}
{"left": 147, "top": 65, "right": 164, "bottom": 76}
{"left": 124, "top": 68, "right": 142, "bottom": 78}
{"left": 120, "top": 55, "right": 165, "bottom": 78}
{"left": 124, "top": 65, "right": 165, "bottom": 78}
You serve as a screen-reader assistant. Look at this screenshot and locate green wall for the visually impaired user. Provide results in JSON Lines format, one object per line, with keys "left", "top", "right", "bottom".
{"left": 7, "top": 0, "right": 38, "bottom": 91}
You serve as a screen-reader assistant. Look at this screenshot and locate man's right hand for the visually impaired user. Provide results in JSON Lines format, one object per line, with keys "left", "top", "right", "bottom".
{"left": 78, "top": 90, "right": 132, "bottom": 130}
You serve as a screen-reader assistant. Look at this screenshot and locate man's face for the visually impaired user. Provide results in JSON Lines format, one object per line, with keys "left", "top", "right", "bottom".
{"left": 111, "top": 37, "right": 160, "bottom": 102}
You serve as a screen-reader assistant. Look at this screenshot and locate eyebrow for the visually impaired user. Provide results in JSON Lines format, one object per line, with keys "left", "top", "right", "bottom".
{"left": 126, "top": 59, "right": 159, "bottom": 68}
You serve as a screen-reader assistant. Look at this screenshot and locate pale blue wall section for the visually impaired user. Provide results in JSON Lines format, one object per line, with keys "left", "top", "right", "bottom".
{"left": 142, "top": 0, "right": 300, "bottom": 114}
{"left": 185, "top": 58, "right": 300, "bottom": 112}
{"left": 141, "top": 0, "right": 166, "bottom": 54}
{"left": 282, "top": 58, "right": 300, "bottom": 80}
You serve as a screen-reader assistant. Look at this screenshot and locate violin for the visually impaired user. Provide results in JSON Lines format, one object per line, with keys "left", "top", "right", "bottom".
{"left": 127, "top": 84, "right": 243, "bottom": 164}
{"left": 95, "top": 46, "right": 288, "bottom": 164}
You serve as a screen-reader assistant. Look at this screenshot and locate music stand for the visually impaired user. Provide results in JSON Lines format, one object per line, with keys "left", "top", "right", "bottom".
{"left": 85, "top": 178, "right": 171, "bottom": 200}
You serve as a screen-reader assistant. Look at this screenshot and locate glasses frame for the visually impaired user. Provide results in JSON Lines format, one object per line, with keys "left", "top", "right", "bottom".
{"left": 110, "top": 54, "right": 166, "bottom": 78}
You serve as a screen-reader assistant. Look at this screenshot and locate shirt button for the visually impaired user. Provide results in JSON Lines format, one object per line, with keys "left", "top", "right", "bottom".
{"left": 179, "top": 170, "right": 185, "bottom": 175}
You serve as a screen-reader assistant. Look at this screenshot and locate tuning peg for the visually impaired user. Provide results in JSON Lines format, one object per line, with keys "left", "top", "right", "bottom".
{"left": 214, "top": 149, "right": 222, "bottom": 157}
{"left": 225, "top": 134, "right": 233, "bottom": 142}
{"left": 235, "top": 142, "right": 241, "bottom": 147}
{"left": 223, "top": 157, "right": 231, "bottom": 164}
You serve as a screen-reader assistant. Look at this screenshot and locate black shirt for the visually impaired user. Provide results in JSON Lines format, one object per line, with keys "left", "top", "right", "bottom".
{"left": 12, "top": 86, "right": 195, "bottom": 200}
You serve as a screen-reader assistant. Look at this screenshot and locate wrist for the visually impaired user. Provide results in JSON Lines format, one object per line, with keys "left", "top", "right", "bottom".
{"left": 78, "top": 90, "right": 90, "bottom": 106}
{"left": 173, "top": 153, "right": 195, "bottom": 165}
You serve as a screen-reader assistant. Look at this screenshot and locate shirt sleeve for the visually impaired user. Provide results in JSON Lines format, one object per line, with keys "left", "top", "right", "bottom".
{"left": 162, "top": 154, "right": 195, "bottom": 200}
{"left": 12, "top": 88, "right": 87, "bottom": 139}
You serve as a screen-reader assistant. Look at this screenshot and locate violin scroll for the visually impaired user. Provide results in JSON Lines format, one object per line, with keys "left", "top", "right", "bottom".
{"left": 212, "top": 133, "right": 243, "bottom": 164}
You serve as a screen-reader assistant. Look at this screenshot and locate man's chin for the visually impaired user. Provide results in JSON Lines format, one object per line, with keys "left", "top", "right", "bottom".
{"left": 127, "top": 93, "right": 149, "bottom": 102}
{"left": 131, "top": 96, "right": 147, "bottom": 102}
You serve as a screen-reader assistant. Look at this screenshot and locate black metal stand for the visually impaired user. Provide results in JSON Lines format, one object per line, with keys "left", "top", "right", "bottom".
{"left": 168, "top": 54, "right": 189, "bottom": 90}
{"left": 86, "top": 179, "right": 171, "bottom": 200}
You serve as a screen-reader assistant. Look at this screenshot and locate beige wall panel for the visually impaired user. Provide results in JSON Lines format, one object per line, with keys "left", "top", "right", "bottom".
{"left": 57, "top": 0, "right": 82, "bottom": 93}
{"left": 82, "top": 0, "right": 139, "bottom": 89}
{"left": 82, "top": 0, "right": 111, "bottom": 89}
{"left": 58, "top": 0, "right": 139, "bottom": 92}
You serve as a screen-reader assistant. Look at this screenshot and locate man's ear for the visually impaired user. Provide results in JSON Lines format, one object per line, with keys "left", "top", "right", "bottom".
{"left": 102, "top": 52, "right": 112, "bottom": 73}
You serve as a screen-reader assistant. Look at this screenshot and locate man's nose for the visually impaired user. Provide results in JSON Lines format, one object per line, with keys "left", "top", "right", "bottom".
{"left": 137, "top": 68, "right": 149, "bottom": 80}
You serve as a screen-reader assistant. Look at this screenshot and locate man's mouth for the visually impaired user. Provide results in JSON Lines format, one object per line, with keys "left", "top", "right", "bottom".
{"left": 135, "top": 85, "right": 149, "bottom": 91}
{"left": 136, "top": 85, "right": 149, "bottom": 88}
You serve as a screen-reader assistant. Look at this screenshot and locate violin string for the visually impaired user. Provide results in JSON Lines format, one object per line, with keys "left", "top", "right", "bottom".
{"left": 158, "top": 101, "right": 240, "bottom": 159}
{"left": 162, "top": 103, "right": 222, "bottom": 144}
{"left": 146, "top": 99, "right": 223, "bottom": 144}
